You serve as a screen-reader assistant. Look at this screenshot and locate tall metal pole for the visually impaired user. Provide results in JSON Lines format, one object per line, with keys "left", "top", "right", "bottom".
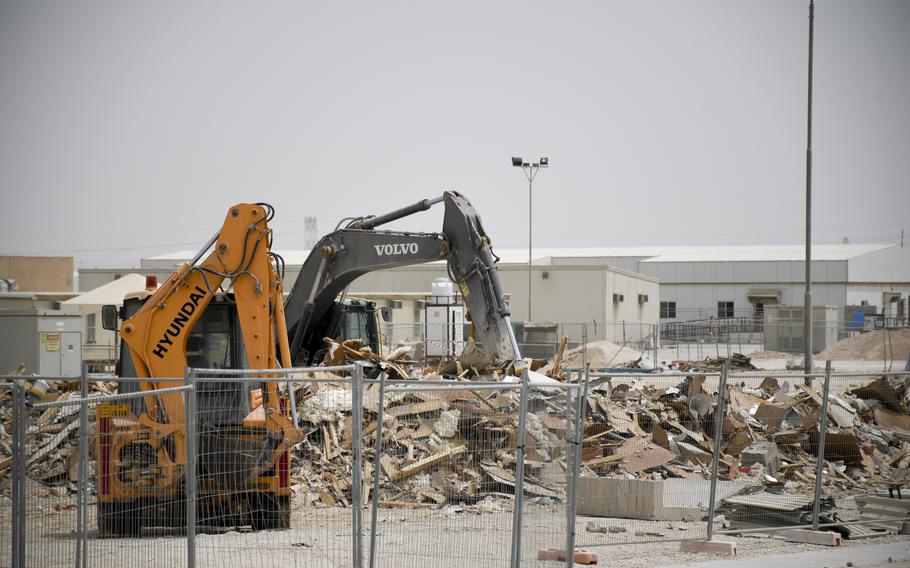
{"left": 513, "top": 158, "right": 547, "bottom": 322}
{"left": 803, "top": 0, "right": 815, "bottom": 380}
{"left": 528, "top": 174, "right": 533, "bottom": 322}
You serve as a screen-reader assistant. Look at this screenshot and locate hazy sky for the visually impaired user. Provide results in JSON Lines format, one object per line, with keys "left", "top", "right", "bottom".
{"left": 1, "top": 1, "right": 908, "bottom": 267}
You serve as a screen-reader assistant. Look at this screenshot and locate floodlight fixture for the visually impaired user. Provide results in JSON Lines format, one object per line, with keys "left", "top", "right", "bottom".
{"left": 512, "top": 157, "right": 523, "bottom": 167}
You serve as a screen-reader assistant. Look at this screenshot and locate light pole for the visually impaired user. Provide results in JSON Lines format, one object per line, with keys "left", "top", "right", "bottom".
{"left": 512, "top": 156, "right": 549, "bottom": 322}
{"left": 804, "top": 0, "right": 815, "bottom": 381}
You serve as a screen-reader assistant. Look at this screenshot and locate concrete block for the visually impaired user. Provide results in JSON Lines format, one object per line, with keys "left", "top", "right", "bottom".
{"left": 577, "top": 477, "right": 753, "bottom": 522}
{"left": 740, "top": 441, "right": 779, "bottom": 474}
{"left": 679, "top": 539, "right": 737, "bottom": 555}
{"left": 577, "top": 477, "right": 664, "bottom": 520}
{"left": 779, "top": 529, "right": 843, "bottom": 546}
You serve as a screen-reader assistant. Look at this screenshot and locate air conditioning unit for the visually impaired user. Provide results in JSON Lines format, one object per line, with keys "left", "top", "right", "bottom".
{"left": 638, "top": 294, "right": 649, "bottom": 304}
{"left": 613, "top": 293, "right": 624, "bottom": 304}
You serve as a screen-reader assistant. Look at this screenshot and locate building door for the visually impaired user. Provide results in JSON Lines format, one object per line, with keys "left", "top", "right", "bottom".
{"left": 60, "top": 332, "right": 82, "bottom": 376}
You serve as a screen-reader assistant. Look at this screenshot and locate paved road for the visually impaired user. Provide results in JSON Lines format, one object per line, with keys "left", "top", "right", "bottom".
{"left": 657, "top": 541, "right": 910, "bottom": 568}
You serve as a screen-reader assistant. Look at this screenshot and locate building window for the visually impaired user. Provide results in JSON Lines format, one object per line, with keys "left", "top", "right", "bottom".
{"left": 660, "top": 301, "right": 676, "bottom": 319}
{"left": 717, "top": 301, "right": 734, "bottom": 319}
{"left": 754, "top": 302, "right": 764, "bottom": 319}
{"left": 87, "top": 313, "right": 96, "bottom": 344}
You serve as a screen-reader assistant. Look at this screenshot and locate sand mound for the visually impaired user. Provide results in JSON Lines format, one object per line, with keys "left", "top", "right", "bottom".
{"left": 560, "top": 340, "right": 643, "bottom": 369}
{"left": 817, "top": 328, "right": 910, "bottom": 361}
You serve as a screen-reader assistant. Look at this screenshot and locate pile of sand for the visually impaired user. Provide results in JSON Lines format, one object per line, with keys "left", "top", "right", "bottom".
{"left": 559, "top": 340, "right": 643, "bottom": 369}
{"left": 817, "top": 328, "right": 910, "bottom": 361}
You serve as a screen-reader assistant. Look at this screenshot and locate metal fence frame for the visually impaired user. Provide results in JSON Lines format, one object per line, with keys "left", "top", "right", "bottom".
{"left": 6, "top": 363, "right": 910, "bottom": 567}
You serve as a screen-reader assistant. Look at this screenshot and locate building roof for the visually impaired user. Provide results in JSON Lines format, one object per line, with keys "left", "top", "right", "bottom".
{"left": 639, "top": 244, "right": 892, "bottom": 263}
{"left": 141, "top": 243, "right": 894, "bottom": 268}
{"left": 62, "top": 273, "right": 149, "bottom": 305}
{"left": 493, "top": 244, "right": 893, "bottom": 264}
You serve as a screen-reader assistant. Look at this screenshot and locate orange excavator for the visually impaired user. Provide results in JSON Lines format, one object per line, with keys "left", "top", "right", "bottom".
{"left": 97, "top": 203, "right": 303, "bottom": 534}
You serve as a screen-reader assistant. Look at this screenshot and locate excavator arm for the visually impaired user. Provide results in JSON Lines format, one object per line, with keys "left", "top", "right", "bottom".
{"left": 284, "top": 191, "right": 520, "bottom": 366}
{"left": 119, "top": 203, "right": 300, "bottom": 483}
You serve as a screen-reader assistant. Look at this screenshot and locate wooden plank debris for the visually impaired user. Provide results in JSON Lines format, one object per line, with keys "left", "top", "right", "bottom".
{"left": 389, "top": 442, "right": 466, "bottom": 482}
{"left": 386, "top": 400, "right": 445, "bottom": 418}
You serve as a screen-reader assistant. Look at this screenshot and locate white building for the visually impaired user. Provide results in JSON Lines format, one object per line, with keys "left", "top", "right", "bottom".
{"left": 61, "top": 274, "right": 151, "bottom": 369}
{"left": 493, "top": 243, "right": 910, "bottom": 325}
{"left": 79, "top": 243, "right": 909, "bottom": 324}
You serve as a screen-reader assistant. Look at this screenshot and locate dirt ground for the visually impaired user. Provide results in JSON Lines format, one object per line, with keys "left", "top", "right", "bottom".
{"left": 5, "top": 499, "right": 910, "bottom": 568}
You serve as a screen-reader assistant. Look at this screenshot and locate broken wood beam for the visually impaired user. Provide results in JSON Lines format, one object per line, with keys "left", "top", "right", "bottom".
{"left": 389, "top": 442, "right": 466, "bottom": 482}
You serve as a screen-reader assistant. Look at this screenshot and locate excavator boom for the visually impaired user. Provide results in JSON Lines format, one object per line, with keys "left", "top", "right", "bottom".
{"left": 284, "top": 191, "right": 520, "bottom": 366}
{"left": 121, "top": 203, "right": 290, "bottom": 431}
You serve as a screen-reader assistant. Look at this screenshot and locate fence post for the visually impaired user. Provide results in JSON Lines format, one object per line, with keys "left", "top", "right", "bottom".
{"left": 509, "top": 367, "right": 530, "bottom": 568}
{"left": 11, "top": 381, "right": 23, "bottom": 568}
{"left": 351, "top": 363, "right": 364, "bottom": 568}
{"left": 706, "top": 362, "right": 728, "bottom": 542}
{"left": 811, "top": 361, "right": 832, "bottom": 530}
{"left": 564, "top": 368, "right": 587, "bottom": 568}
{"left": 185, "top": 368, "right": 196, "bottom": 568}
{"left": 76, "top": 364, "right": 89, "bottom": 568}
{"left": 564, "top": 372, "right": 575, "bottom": 568}
{"left": 368, "top": 370, "right": 387, "bottom": 568}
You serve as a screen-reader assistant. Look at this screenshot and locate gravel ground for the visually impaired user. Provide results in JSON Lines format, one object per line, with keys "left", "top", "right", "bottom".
{"left": 655, "top": 344, "right": 905, "bottom": 373}
{"left": 6, "top": 499, "right": 910, "bottom": 568}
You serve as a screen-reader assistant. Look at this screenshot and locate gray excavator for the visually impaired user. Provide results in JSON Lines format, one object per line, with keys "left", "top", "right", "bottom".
{"left": 284, "top": 191, "right": 521, "bottom": 367}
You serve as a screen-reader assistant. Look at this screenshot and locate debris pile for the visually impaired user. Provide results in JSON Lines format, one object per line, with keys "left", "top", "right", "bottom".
{"left": 287, "top": 336, "right": 910, "bottom": 519}
{"left": 5, "top": 338, "right": 910, "bottom": 533}
{"left": 541, "top": 340, "right": 643, "bottom": 373}
{"left": 288, "top": 377, "right": 563, "bottom": 509}
{"left": 818, "top": 328, "right": 910, "bottom": 361}
{"left": 576, "top": 373, "right": 910, "bottom": 490}
{"left": 0, "top": 373, "right": 116, "bottom": 496}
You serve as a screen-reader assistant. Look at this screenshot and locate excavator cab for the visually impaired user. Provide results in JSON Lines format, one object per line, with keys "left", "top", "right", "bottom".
{"left": 108, "top": 294, "right": 251, "bottom": 421}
